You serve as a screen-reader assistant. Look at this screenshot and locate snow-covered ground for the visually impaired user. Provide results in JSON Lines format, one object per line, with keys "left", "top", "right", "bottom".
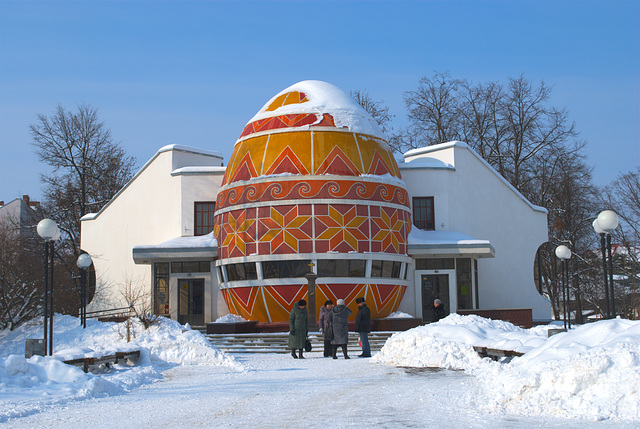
{"left": 0, "top": 315, "right": 638, "bottom": 427}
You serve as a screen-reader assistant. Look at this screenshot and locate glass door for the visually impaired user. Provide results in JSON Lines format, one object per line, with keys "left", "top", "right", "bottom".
{"left": 421, "top": 274, "right": 450, "bottom": 322}
{"left": 178, "top": 279, "right": 204, "bottom": 326}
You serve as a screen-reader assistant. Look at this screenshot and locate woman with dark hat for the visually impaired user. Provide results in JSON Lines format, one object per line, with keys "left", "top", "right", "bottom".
{"left": 288, "top": 299, "right": 309, "bottom": 359}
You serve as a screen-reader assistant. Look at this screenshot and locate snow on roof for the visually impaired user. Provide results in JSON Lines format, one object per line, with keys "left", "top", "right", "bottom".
{"left": 403, "top": 141, "right": 467, "bottom": 159}
{"left": 171, "top": 166, "right": 227, "bottom": 176}
{"left": 132, "top": 233, "right": 218, "bottom": 263}
{"left": 408, "top": 228, "right": 490, "bottom": 246}
{"left": 398, "top": 156, "right": 454, "bottom": 170}
{"left": 135, "top": 232, "right": 218, "bottom": 250}
{"left": 158, "top": 144, "right": 224, "bottom": 159}
{"left": 245, "top": 80, "right": 384, "bottom": 140}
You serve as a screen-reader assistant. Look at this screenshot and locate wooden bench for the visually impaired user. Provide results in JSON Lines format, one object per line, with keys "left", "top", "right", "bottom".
{"left": 473, "top": 346, "right": 524, "bottom": 363}
{"left": 63, "top": 350, "right": 141, "bottom": 373}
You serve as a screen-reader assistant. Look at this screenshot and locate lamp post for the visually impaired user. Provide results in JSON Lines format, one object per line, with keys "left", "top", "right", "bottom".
{"left": 37, "top": 218, "right": 60, "bottom": 355}
{"left": 597, "top": 210, "right": 619, "bottom": 318}
{"left": 305, "top": 261, "right": 318, "bottom": 330}
{"left": 77, "top": 253, "right": 93, "bottom": 328}
{"left": 555, "top": 245, "right": 571, "bottom": 329}
{"left": 593, "top": 219, "right": 609, "bottom": 318}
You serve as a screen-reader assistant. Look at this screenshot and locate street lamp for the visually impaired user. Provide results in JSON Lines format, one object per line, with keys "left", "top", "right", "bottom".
{"left": 77, "top": 253, "right": 92, "bottom": 329}
{"left": 593, "top": 219, "right": 610, "bottom": 318}
{"left": 37, "top": 218, "right": 60, "bottom": 356}
{"left": 597, "top": 210, "right": 619, "bottom": 318}
{"left": 305, "top": 261, "right": 318, "bottom": 330}
{"left": 555, "top": 245, "right": 571, "bottom": 329}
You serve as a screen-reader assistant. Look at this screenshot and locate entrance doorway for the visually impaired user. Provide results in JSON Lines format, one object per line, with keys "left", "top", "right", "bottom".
{"left": 421, "top": 274, "right": 450, "bottom": 322}
{"left": 178, "top": 279, "right": 204, "bottom": 326}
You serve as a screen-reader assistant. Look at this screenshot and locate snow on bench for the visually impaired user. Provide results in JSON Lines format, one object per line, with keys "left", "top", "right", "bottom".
{"left": 472, "top": 346, "right": 524, "bottom": 363}
{"left": 55, "top": 347, "right": 141, "bottom": 373}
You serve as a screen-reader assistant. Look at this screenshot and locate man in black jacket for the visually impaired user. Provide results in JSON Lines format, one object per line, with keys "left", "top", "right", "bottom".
{"left": 432, "top": 298, "right": 446, "bottom": 322}
{"left": 355, "top": 297, "right": 371, "bottom": 357}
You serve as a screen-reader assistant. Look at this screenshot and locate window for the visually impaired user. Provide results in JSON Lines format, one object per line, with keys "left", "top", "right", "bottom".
{"left": 153, "top": 263, "right": 170, "bottom": 315}
{"left": 194, "top": 202, "right": 216, "bottom": 236}
{"left": 263, "top": 260, "right": 312, "bottom": 279}
{"left": 371, "top": 260, "right": 402, "bottom": 279}
{"left": 318, "top": 259, "right": 366, "bottom": 277}
{"left": 413, "top": 197, "right": 435, "bottom": 230}
{"left": 171, "top": 261, "right": 210, "bottom": 273}
{"left": 415, "top": 258, "right": 454, "bottom": 270}
{"left": 226, "top": 262, "right": 258, "bottom": 282}
{"left": 456, "top": 258, "right": 472, "bottom": 310}
{"left": 474, "top": 259, "right": 479, "bottom": 309}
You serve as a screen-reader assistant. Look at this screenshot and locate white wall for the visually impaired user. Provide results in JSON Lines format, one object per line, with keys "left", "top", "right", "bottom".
{"left": 401, "top": 142, "right": 551, "bottom": 320}
{"left": 178, "top": 173, "right": 224, "bottom": 237}
{"left": 176, "top": 172, "right": 225, "bottom": 319}
{"left": 81, "top": 146, "right": 224, "bottom": 313}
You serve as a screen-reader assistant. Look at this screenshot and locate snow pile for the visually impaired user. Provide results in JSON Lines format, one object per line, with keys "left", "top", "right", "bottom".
{"left": 0, "top": 315, "right": 243, "bottom": 422}
{"left": 374, "top": 314, "right": 542, "bottom": 369}
{"left": 385, "top": 311, "right": 415, "bottom": 319}
{"left": 125, "top": 319, "right": 241, "bottom": 367}
{"left": 214, "top": 314, "right": 249, "bottom": 323}
{"left": 375, "top": 315, "right": 640, "bottom": 421}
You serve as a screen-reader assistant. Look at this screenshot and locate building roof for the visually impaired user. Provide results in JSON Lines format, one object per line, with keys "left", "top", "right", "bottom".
{"left": 132, "top": 229, "right": 495, "bottom": 264}
{"left": 407, "top": 228, "right": 495, "bottom": 258}
{"left": 132, "top": 233, "right": 218, "bottom": 263}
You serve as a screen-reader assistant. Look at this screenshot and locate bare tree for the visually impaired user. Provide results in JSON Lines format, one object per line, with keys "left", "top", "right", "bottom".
{"left": 607, "top": 167, "right": 640, "bottom": 244}
{"left": 499, "top": 75, "right": 578, "bottom": 190}
{"left": 399, "top": 72, "right": 601, "bottom": 321}
{"left": 30, "top": 104, "right": 137, "bottom": 259}
{"left": 399, "top": 72, "right": 464, "bottom": 150}
{"left": 0, "top": 217, "right": 42, "bottom": 330}
{"left": 603, "top": 168, "right": 640, "bottom": 318}
{"left": 458, "top": 80, "right": 506, "bottom": 169}
{"left": 120, "top": 274, "right": 160, "bottom": 330}
{"left": 350, "top": 89, "right": 394, "bottom": 135}
{"left": 397, "top": 72, "right": 578, "bottom": 200}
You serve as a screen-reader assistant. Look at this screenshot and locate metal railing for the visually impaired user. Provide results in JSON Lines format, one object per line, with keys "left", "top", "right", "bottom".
{"left": 85, "top": 306, "right": 135, "bottom": 320}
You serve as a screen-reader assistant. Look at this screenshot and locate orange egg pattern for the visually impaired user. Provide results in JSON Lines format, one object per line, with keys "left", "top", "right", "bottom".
{"left": 214, "top": 83, "right": 412, "bottom": 322}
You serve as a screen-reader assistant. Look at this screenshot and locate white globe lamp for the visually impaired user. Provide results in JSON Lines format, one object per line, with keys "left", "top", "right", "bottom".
{"left": 596, "top": 210, "right": 619, "bottom": 233}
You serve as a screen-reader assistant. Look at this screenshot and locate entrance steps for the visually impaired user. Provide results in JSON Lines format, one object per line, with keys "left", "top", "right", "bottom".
{"left": 202, "top": 331, "right": 396, "bottom": 354}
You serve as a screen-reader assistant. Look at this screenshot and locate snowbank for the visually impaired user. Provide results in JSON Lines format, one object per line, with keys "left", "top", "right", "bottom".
{"left": 374, "top": 314, "right": 640, "bottom": 421}
{"left": 213, "top": 314, "right": 249, "bottom": 323}
{"left": 0, "top": 315, "right": 243, "bottom": 422}
{"left": 385, "top": 311, "right": 414, "bottom": 319}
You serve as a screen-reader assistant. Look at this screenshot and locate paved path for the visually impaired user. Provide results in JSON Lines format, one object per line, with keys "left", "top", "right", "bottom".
{"left": 2, "top": 351, "right": 631, "bottom": 428}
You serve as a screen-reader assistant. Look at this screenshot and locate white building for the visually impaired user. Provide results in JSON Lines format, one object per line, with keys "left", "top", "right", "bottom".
{"left": 81, "top": 141, "right": 551, "bottom": 325}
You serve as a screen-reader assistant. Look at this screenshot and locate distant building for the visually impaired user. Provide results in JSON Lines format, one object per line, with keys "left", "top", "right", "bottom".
{"left": 0, "top": 195, "right": 42, "bottom": 239}
{"left": 81, "top": 81, "right": 551, "bottom": 326}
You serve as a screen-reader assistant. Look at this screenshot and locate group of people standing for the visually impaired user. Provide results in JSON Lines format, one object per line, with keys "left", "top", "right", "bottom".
{"left": 288, "top": 297, "right": 371, "bottom": 359}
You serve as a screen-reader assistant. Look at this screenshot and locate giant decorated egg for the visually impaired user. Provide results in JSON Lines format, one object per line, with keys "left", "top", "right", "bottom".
{"left": 214, "top": 81, "right": 412, "bottom": 322}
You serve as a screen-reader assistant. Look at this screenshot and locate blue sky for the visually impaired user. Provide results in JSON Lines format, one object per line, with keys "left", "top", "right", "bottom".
{"left": 1, "top": 0, "right": 638, "bottom": 203}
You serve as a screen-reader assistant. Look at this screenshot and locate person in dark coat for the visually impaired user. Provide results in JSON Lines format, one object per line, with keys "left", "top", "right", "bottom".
{"left": 328, "top": 299, "right": 352, "bottom": 359}
{"left": 432, "top": 298, "right": 446, "bottom": 322}
{"left": 318, "top": 300, "right": 333, "bottom": 357}
{"left": 355, "top": 297, "right": 371, "bottom": 357}
{"left": 288, "top": 300, "right": 309, "bottom": 359}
